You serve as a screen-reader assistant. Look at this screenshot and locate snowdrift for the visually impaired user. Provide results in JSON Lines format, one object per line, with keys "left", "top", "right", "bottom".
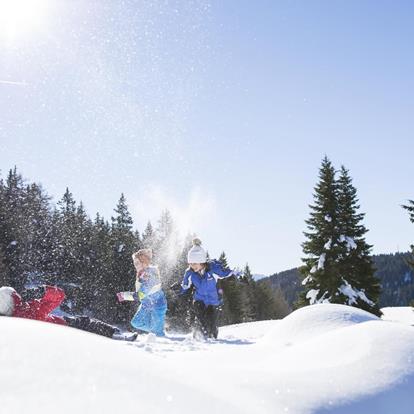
{"left": 1, "top": 304, "right": 414, "bottom": 414}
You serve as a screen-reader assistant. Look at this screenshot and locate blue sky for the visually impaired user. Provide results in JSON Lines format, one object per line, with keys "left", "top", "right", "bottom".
{"left": 1, "top": 0, "right": 413, "bottom": 274}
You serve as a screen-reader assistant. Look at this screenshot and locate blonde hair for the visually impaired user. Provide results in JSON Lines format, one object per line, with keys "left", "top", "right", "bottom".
{"left": 132, "top": 248, "right": 153, "bottom": 262}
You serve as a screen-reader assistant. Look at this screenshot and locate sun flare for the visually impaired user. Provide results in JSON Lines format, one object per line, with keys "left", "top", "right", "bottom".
{"left": 0, "top": 0, "right": 51, "bottom": 41}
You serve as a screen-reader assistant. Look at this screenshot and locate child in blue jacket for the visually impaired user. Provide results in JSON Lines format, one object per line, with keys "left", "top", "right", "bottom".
{"left": 180, "top": 238, "right": 240, "bottom": 339}
{"left": 118, "top": 249, "right": 167, "bottom": 336}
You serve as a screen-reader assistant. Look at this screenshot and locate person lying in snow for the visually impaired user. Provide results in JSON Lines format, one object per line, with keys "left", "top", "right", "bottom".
{"left": 179, "top": 238, "right": 242, "bottom": 339}
{"left": 0, "top": 285, "right": 137, "bottom": 341}
{"left": 117, "top": 248, "right": 167, "bottom": 337}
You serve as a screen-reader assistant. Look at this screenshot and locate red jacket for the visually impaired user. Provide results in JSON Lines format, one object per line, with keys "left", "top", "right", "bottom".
{"left": 12, "top": 286, "right": 67, "bottom": 326}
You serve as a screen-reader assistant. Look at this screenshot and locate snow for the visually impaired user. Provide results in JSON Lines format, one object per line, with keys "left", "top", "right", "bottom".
{"left": 339, "top": 235, "right": 357, "bottom": 250}
{"left": 253, "top": 273, "right": 268, "bottom": 281}
{"left": 338, "top": 280, "right": 375, "bottom": 306}
{"left": 317, "top": 253, "right": 326, "bottom": 270}
{"left": 382, "top": 306, "right": 414, "bottom": 326}
{"left": 1, "top": 304, "right": 414, "bottom": 413}
{"left": 323, "top": 239, "right": 332, "bottom": 250}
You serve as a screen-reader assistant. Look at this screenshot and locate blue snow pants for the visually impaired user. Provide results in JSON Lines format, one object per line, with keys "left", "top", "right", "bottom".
{"left": 130, "top": 291, "right": 167, "bottom": 336}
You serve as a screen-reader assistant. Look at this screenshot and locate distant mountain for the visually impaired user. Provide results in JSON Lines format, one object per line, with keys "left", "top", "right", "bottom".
{"left": 263, "top": 252, "right": 414, "bottom": 309}
{"left": 252, "top": 274, "right": 267, "bottom": 281}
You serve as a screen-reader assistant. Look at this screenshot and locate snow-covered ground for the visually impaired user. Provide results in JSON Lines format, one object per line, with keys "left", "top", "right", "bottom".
{"left": 1, "top": 304, "right": 414, "bottom": 414}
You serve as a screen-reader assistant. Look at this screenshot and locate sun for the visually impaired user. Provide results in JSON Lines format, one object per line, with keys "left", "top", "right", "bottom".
{"left": 0, "top": 0, "right": 51, "bottom": 41}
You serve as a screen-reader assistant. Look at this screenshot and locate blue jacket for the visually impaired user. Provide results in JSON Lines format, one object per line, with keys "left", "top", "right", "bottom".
{"left": 181, "top": 260, "right": 235, "bottom": 306}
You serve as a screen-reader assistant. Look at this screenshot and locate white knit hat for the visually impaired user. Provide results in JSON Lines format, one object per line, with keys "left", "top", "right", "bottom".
{"left": 187, "top": 238, "right": 207, "bottom": 264}
{"left": 0, "top": 287, "right": 17, "bottom": 316}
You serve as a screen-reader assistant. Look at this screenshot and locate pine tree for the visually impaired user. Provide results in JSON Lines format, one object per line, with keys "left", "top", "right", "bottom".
{"left": 89, "top": 214, "right": 114, "bottom": 320}
{"left": 242, "top": 263, "right": 258, "bottom": 322}
{"left": 336, "top": 166, "right": 381, "bottom": 316}
{"left": 55, "top": 188, "right": 78, "bottom": 286}
{"left": 217, "top": 251, "right": 244, "bottom": 325}
{"left": 254, "top": 281, "right": 288, "bottom": 320}
{"left": 72, "top": 202, "right": 94, "bottom": 311}
{"left": 0, "top": 248, "right": 7, "bottom": 286}
{"left": 298, "top": 158, "right": 382, "bottom": 316}
{"left": 110, "top": 194, "right": 137, "bottom": 324}
{"left": 402, "top": 199, "right": 414, "bottom": 268}
{"left": 2, "top": 168, "right": 27, "bottom": 291}
{"left": 299, "top": 157, "right": 342, "bottom": 307}
{"left": 142, "top": 221, "right": 156, "bottom": 250}
{"left": 0, "top": 175, "right": 10, "bottom": 286}
{"left": 218, "top": 251, "right": 229, "bottom": 268}
{"left": 21, "top": 183, "right": 53, "bottom": 277}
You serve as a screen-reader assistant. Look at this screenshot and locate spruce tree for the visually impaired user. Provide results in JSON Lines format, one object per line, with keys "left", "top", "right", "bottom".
{"left": 218, "top": 251, "right": 244, "bottom": 325}
{"left": 299, "top": 159, "right": 382, "bottom": 316}
{"left": 242, "top": 263, "right": 258, "bottom": 322}
{"left": 336, "top": 166, "right": 381, "bottom": 316}
{"left": 21, "top": 183, "right": 52, "bottom": 278}
{"left": 55, "top": 188, "right": 78, "bottom": 286}
{"left": 218, "top": 251, "right": 229, "bottom": 268}
{"left": 299, "top": 157, "right": 342, "bottom": 307}
{"left": 255, "top": 281, "right": 286, "bottom": 320}
{"left": 90, "top": 214, "right": 114, "bottom": 320}
{"left": 0, "top": 175, "right": 10, "bottom": 286}
{"left": 110, "top": 194, "right": 137, "bottom": 324}
{"left": 402, "top": 199, "right": 414, "bottom": 268}
{"left": 142, "top": 221, "right": 156, "bottom": 250}
{"left": 72, "top": 202, "right": 95, "bottom": 311}
{"left": 2, "top": 168, "right": 27, "bottom": 290}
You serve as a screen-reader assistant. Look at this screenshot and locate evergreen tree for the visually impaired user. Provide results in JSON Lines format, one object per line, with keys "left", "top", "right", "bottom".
{"left": 71, "top": 202, "right": 95, "bottom": 311}
{"left": 142, "top": 221, "right": 156, "bottom": 250}
{"left": 54, "top": 188, "right": 79, "bottom": 285}
{"left": 298, "top": 158, "right": 381, "bottom": 316}
{"left": 218, "top": 251, "right": 245, "bottom": 325}
{"left": 241, "top": 263, "right": 258, "bottom": 322}
{"left": 110, "top": 194, "right": 137, "bottom": 324}
{"left": 402, "top": 200, "right": 414, "bottom": 268}
{"left": 0, "top": 176, "right": 10, "bottom": 285}
{"left": 89, "top": 214, "right": 114, "bottom": 320}
{"left": 336, "top": 166, "right": 381, "bottom": 316}
{"left": 218, "top": 251, "right": 229, "bottom": 268}
{"left": 2, "top": 168, "right": 27, "bottom": 290}
{"left": 299, "top": 157, "right": 342, "bottom": 307}
{"left": 254, "top": 281, "right": 289, "bottom": 320}
{"left": 0, "top": 248, "right": 7, "bottom": 286}
{"left": 21, "top": 183, "right": 53, "bottom": 277}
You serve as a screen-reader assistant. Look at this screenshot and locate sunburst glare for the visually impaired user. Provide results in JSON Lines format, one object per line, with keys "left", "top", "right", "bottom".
{"left": 0, "top": 0, "right": 51, "bottom": 42}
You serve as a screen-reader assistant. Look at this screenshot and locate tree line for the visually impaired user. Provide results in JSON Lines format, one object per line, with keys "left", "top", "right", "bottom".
{"left": 0, "top": 167, "right": 288, "bottom": 330}
{"left": 2, "top": 157, "right": 412, "bottom": 326}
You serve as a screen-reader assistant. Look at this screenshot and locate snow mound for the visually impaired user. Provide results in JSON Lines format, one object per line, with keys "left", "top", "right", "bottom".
{"left": 381, "top": 306, "right": 414, "bottom": 326}
{"left": 260, "top": 303, "right": 379, "bottom": 346}
{"left": 2, "top": 306, "right": 414, "bottom": 414}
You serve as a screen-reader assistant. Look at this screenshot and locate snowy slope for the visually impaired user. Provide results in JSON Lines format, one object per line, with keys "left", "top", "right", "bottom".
{"left": 1, "top": 304, "right": 414, "bottom": 414}
{"left": 381, "top": 306, "right": 414, "bottom": 326}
